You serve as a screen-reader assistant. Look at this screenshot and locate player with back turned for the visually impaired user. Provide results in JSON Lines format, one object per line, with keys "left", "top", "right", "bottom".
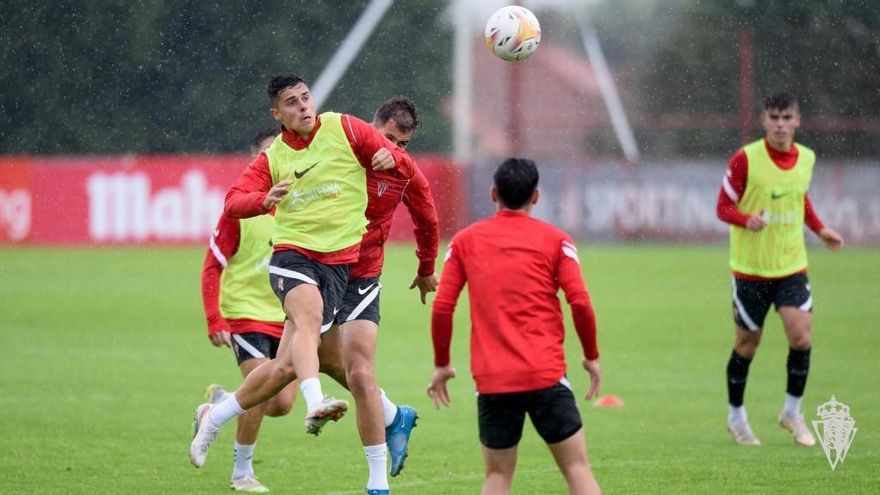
{"left": 428, "top": 158, "right": 602, "bottom": 495}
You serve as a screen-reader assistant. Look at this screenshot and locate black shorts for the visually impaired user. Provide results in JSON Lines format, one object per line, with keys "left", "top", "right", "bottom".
{"left": 267, "top": 250, "right": 349, "bottom": 333}
{"left": 477, "top": 380, "right": 583, "bottom": 450}
{"left": 231, "top": 332, "right": 280, "bottom": 365}
{"left": 732, "top": 273, "right": 812, "bottom": 331}
{"left": 335, "top": 277, "right": 382, "bottom": 325}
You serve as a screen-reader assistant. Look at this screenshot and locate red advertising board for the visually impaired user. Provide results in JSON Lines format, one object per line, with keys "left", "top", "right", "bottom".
{"left": 0, "top": 154, "right": 466, "bottom": 245}
{"left": 0, "top": 158, "right": 34, "bottom": 242}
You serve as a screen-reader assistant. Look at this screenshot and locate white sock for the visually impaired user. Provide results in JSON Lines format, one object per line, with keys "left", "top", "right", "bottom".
{"left": 380, "top": 389, "right": 398, "bottom": 428}
{"left": 783, "top": 394, "right": 802, "bottom": 416}
{"left": 232, "top": 442, "right": 255, "bottom": 480}
{"left": 728, "top": 405, "right": 746, "bottom": 423}
{"left": 300, "top": 377, "right": 324, "bottom": 413}
{"left": 208, "top": 393, "right": 245, "bottom": 427}
{"left": 364, "top": 443, "right": 389, "bottom": 490}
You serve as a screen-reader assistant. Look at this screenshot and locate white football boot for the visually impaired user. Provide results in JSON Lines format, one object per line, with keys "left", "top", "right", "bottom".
{"left": 727, "top": 418, "right": 761, "bottom": 446}
{"left": 304, "top": 396, "right": 348, "bottom": 436}
{"left": 778, "top": 411, "right": 816, "bottom": 447}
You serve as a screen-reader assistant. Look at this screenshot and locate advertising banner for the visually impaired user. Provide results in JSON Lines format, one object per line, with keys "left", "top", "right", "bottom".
{"left": 0, "top": 155, "right": 466, "bottom": 245}
{"left": 469, "top": 160, "right": 880, "bottom": 246}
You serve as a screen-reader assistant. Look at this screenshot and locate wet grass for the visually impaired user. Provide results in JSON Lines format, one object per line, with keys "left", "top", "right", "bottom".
{"left": 1, "top": 244, "right": 877, "bottom": 494}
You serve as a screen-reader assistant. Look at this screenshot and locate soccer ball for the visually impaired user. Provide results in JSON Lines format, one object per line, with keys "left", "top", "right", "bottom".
{"left": 484, "top": 6, "right": 541, "bottom": 62}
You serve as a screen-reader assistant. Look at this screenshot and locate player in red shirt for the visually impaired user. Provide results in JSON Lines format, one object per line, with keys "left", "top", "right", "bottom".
{"left": 330, "top": 96, "right": 439, "bottom": 481}
{"left": 428, "top": 158, "right": 602, "bottom": 495}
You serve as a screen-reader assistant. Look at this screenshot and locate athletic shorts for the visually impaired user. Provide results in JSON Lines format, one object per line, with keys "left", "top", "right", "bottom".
{"left": 477, "top": 380, "right": 583, "bottom": 450}
{"left": 231, "top": 332, "right": 280, "bottom": 365}
{"left": 334, "top": 276, "right": 382, "bottom": 325}
{"left": 267, "top": 250, "right": 350, "bottom": 333}
{"left": 732, "top": 273, "right": 812, "bottom": 331}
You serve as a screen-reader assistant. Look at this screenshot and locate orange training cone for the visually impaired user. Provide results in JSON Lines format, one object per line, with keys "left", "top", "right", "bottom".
{"left": 593, "top": 394, "right": 624, "bottom": 408}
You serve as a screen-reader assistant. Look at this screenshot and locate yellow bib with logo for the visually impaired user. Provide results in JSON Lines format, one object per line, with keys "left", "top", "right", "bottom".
{"left": 220, "top": 214, "right": 285, "bottom": 322}
{"left": 729, "top": 139, "right": 815, "bottom": 277}
{"left": 265, "top": 112, "right": 368, "bottom": 252}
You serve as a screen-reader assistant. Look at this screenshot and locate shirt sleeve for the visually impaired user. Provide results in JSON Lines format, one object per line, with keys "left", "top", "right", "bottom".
{"left": 200, "top": 215, "right": 241, "bottom": 336}
{"left": 556, "top": 237, "right": 599, "bottom": 360}
{"left": 431, "top": 239, "right": 467, "bottom": 367}
{"left": 402, "top": 167, "right": 440, "bottom": 276}
{"left": 341, "top": 114, "right": 416, "bottom": 179}
{"left": 804, "top": 194, "right": 825, "bottom": 234}
{"left": 716, "top": 150, "right": 751, "bottom": 228}
{"left": 224, "top": 153, "right": 273, "bottom": 218}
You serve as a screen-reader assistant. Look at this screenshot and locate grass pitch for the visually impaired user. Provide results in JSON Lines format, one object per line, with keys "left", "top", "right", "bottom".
{"left": 1, "top": 244, "right": 878, "bottom": 494}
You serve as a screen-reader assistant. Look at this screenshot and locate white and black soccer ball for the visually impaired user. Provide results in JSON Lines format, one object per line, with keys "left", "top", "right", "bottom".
{"left": 484, "top": 6, "right": 541, "bottom": 62}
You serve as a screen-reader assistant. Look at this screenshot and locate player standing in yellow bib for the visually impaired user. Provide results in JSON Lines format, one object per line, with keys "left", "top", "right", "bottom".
{"left": 191, "top": 75, "right": 416, "bottom": 495}
{"left": 715, "top": 92, "right": 844, "bottom": 447}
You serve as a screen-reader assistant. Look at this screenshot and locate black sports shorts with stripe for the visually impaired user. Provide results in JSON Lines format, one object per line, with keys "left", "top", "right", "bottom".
{"left": 731, "top": 273, "right": 812, "bottom": 331}
{"left": 231, "top": 332, "right": 280, "bottom": 365}
{"left": 267, "top": 250, "right": 349, "bottom": 333}
{"left": 335, "top": 276, "right": 382, "bottom": 325}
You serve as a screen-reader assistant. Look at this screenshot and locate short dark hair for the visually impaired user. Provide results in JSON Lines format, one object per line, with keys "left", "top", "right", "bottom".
{"left": 268, "top": 74, "right": 307, "bottom": 103}
{"left": 373, "top": 96, "right": 419, "bottom": 133}
{"left": 493, "top": 158, "right": 539, "bottom": 209}
{"left": 764, "top": 92, "right": 799, "bottom": 111}
{"left": 250, "top": 127, "right": 279, "bottom": 154}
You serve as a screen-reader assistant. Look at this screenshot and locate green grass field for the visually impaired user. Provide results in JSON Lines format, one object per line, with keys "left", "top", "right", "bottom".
{"left": 1, "top": 244, "right": 878, "bottom": 494}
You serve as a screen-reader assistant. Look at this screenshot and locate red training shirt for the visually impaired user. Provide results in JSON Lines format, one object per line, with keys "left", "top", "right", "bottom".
{"left": 200, "top": 213, "right": 284, "bottom": 339}
{"left": 431, "top": 210, "right": 599, "bottom": 394}
{"left": 224, "top": 114, "right": 416, "bottom": 265}
{"left": 716, "top": 138, "right": 826, "bottom": 281}
{"left": 353, "top": 165, "right": 439, "bottom": 278}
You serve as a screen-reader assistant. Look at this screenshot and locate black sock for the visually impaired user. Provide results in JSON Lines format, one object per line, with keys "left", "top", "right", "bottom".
{"left": 727, "top": 350, "right": 752, "bottom": 407}
{"left": 786, "top": 347, "right": 811, "bottom": 397}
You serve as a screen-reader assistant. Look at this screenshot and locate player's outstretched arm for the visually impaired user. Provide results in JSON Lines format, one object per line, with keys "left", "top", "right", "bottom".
{"left": 582, "top": 358, "right": 601, "bottom": 401}
{"left": 818, "top": 227, "right": 844, "bottom": 251}
{"left": 426, "top": 365, "right": 456, "bottom": 409}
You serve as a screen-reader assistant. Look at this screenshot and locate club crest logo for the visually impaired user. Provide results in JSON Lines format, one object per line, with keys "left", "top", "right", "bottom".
{"left": 377, "top": 181, "right": 389, "bottom": 197}
{"left": 812, "top": 395, "right": 857, "bottom": 471}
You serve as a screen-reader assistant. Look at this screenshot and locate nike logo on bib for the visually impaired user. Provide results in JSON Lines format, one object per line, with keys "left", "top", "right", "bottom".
{"left": 358, "top": 283, "right": 375, "bottom": 295}
{"left": 771, "top": 191, "right": 790, "bottom": 200}
{"left": 294, "top": 161, "right": 320, "bottom": 179}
